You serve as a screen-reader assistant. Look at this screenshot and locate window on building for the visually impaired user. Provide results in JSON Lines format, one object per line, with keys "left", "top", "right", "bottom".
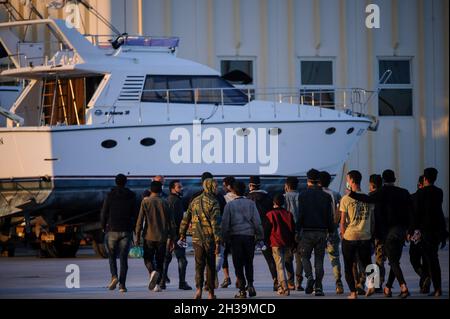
{"left": 300, "top": 60, "right": 334, "bottom": 108}
{"left": 220, "top": 59, "right": 255, "bottom": 102}
{"left": 221, "top": 60, "right": 254, "bottom": 85}
{"left": 378, "top": 59, "right": 413, "bottom": 116}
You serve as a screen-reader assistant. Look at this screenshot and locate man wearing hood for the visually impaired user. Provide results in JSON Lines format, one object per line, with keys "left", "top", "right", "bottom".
{"left": 101, "top": 174, "right": 138, "bottom": 293}
{"left": 179, "top": 178, "right": 222, "bottom": 299}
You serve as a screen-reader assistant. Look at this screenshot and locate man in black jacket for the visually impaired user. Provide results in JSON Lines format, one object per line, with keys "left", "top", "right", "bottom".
{"left": 101, "top": 174, "right": 137, "bottom": 293}
{"left": 409, "top": 175, "right": 431, "bottom": 294}
{"left": 349, "top": 169, "right": 411, "bottom": 298}
{"left": 247, "top": 175, "right": 279, "bottom": 292}
{"left": 297, "top": 169, "right": 334, "bottom": 296}
{"left": 412, "top": 167, "right": 448, "bottom": 297}
{"left": 160, "top": 180, "right": 192, "bottom": 290}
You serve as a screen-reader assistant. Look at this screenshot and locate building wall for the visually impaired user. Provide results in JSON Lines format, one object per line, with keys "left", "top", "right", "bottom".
{"left": 1, "top": 0, "right": 448, "bottom": 215}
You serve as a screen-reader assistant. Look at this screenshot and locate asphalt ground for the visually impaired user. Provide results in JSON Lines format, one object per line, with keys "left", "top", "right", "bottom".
{"left": 0, "top": 244, "right": 448, "bottom": 299}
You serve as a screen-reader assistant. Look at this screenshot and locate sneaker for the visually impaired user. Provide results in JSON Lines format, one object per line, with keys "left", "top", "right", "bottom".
{"left": 384, "top": 287, "right": 392, "bottom": 298}
{"left": 273, "top": 279, "right": 279, "bottom": 292}
{"left": 428, "top": 289, "right": 442, "bottom": 297}
{"left": 179, "top": 282, "right": 193, "bottom": 290}
{"left": 148, "top": 271, "right": 159, "bottom": 291}
{"left": 288, "top": 283, "right": 295, "bottom": 290}
{"left": 314, "top": 287, "right": 325, "bottom": 296}
{"left": 420, "top": 277, "right": 431, "bottom": 294}
{"left": 356, "top": 286, "right": 366, "bottom": 295}
{"left": 336, "top": 280, "right": 344, "bottom": 294}
{"left": 398, "top": 287, "right": 410, "bottom": 299}
{"left": 234, "top": 290, "right": 247, "bottom": 299}
{"left": 296, "top": 285, "right": 305, "bottom": 292}
{"left": 305, "top": 279, "right": 315, "bottom": 294}
{"left": 220, "top": 277, "right": 231, "bottom": 288}
{"left": 347, "top": 292, "right": 357, "bottom": 299}
{"left": 153, "top": 284, "right": 162, "bottom": 292}
{"left": 194, "top": 289, "right": 202, "bottom": 299}
{"left": 119, "top": 285, "right": 127, "bottom": 293}
{"left": 366, "top": 288, "right": 375, "bottom": 297}
{"left": 277, "top": 287, "right": 290, "bottom": 296}
{"left": 108, "top": 277, "right": 118, "bottom": 290}
{"left": 247, "top": 285, "right": 257, "bottom": 297}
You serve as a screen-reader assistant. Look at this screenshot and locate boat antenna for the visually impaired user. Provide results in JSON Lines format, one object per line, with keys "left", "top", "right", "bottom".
{"left": 75, "top": 0, "right": 122, "bottom": 36}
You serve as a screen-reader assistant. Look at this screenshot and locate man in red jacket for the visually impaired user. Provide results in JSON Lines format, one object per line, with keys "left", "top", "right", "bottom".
{"left": 266, "top": 193, "right": 296, "bottom": 296}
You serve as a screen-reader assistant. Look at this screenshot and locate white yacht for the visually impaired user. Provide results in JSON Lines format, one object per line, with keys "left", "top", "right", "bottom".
{"left": 0, "top": 14, "right": 378, "bottom": 256}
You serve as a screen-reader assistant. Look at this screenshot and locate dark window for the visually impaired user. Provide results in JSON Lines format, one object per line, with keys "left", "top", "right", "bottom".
{"left": 378, "top": 59, "right": 412, "bottom": 116}
{"left": 301, "top": 61, "right": 333, "bottom": 85}
{"left": 141, "top": 75, "right": 248, "bottom": 105}
{"left": 379, "top": 60, "right": 410, "bottom": 84}
{"left": 221, "top": 60, "right": 253, "bottom": 85}
{"left": 346, "top": 127, "right": 354, "bottom": 135}
{"left": 379, "top": 88, "right": 413, "bottom": 116}
{"left": 300, "top": 60, "right": 334, "bottom": 108}
{"left": 167, "top": 76, "right": 193, "bottom": 103}
{"left": 141, "top": 76, "right": 167, "bottom": 102}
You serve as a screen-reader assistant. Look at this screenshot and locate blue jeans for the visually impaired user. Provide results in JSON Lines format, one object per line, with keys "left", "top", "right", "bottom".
{"left": 162, "top": 245, "right": 188, "bottom": 284}
{"left": 107, "top": 231, "right": 132, "bottom": 286}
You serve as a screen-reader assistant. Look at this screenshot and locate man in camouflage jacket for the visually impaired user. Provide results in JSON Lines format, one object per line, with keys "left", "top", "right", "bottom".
{"left": 179, "top": 178, "right": 222, "bottom": 299}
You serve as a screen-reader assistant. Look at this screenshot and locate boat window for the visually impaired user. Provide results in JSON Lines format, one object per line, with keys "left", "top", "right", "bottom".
{"left": 168, "top": 76, "right": 193, "bottom": 103}
{"left": 141, "top": 76, "right": 167, "bottom": 102}
{"left": 141, "top": 75, "right": 248, "bottom": 105}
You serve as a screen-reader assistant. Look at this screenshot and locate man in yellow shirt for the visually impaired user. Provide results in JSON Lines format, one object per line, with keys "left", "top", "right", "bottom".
{"left": 340, "top": 170, "right": 375, "bottom": 299}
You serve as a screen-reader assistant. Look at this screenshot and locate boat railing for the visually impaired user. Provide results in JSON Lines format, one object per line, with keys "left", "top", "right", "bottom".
{"left": 102, "top": 86, "right": 380, "bottom": 125}
{"left": 83, "top": 34, "right": 180, "bottom": 51}
{"left": 136, "top": 86, "right": 377, "bottom": 114}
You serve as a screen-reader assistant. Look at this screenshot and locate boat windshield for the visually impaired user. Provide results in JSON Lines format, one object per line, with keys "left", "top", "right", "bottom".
{"left": 141, "top": 75, "right": 249, "bottom": 105}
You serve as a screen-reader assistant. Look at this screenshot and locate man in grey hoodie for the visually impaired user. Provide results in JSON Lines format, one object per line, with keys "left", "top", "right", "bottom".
{"left": 222, "top": 180, "right": 264, "bottom": 299}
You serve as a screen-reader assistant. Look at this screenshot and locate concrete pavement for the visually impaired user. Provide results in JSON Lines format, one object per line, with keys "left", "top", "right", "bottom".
{"left": 0, "top": 245, "right": 448, "bottom": 299}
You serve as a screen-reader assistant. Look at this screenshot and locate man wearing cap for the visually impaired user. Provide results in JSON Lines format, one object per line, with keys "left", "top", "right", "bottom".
{"left": 247, "top": 175, "right": 279, "bottom": 291}
{"left": 296, "top": 169, "right": 334, "bottom": 296}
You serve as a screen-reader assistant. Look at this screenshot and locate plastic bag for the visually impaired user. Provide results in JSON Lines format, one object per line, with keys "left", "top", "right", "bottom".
{"left": 129, "top": 246, "right": 143, "bottom": 258}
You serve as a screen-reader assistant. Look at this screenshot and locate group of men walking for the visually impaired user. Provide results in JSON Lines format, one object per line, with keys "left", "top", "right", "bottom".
{"left": 100, "top": 167, "right": 447, "bottom": 299}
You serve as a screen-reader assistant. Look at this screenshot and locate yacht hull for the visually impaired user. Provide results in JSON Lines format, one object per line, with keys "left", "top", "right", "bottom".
{"left": 0, "top": 119, "right": 370, "bottom": 217}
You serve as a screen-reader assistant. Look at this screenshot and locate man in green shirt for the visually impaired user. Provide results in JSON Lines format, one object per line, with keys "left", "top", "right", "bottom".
{"left": 179, "top": 178, "right": 222, "bottom": 299}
